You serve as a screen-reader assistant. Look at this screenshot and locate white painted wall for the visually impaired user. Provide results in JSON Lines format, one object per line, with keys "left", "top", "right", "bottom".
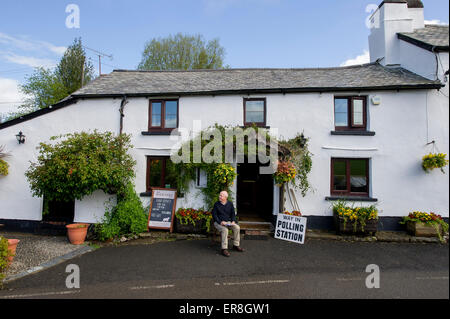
{"left": 121, "top": 89, "right": 448, "bottom": 218}
{"left": 74, "top": 190, "right": 117, "bottom": 223}
{"left": 1, "top": 86, "right": 448, "bottom": 222}
{"left": 0, "top": 99, "right": 121, "bottom": 221}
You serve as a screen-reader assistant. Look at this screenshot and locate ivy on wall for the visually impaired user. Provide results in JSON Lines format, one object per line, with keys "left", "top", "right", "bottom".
{"left": 173, "top": 124, "right": 313, "bottom": 210}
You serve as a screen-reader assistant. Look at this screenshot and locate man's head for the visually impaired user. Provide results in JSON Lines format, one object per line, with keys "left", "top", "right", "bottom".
{"left": 219, "top": 191, "right": 228, "bottom": 203}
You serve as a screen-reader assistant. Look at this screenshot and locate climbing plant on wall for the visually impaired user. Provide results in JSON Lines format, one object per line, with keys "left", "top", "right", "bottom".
{"left": 172, "top": 124, "right": 312, "bottom": 210}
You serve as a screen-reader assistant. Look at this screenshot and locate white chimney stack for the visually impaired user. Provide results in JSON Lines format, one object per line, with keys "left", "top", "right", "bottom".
{"left": 368, "top": 0, "right": 425, "bottom": 66}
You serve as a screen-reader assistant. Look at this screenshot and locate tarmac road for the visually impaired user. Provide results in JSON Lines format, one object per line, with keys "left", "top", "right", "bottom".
{"left": 0, "top": 237, "right": 448, "bottom": 299}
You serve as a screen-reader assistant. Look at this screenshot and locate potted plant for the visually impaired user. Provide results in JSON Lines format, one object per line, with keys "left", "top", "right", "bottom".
{"left": 332, "top": 201, "right": 378, "bottom": 235}
{"left": 66, "top": 223, "right": 89, "bottom": 245}
{"left": 175, "top": 208, "right": 212, "bottom": 234}
{"left": 422, "top": 153, "right": 449, "bottom": 173}
{"left": 1, "top": 236, "right": 14, "bottom": 283}
{"left": 274, "top": 160, "right": 297, "bottom": 186}
{"left": 400, "top": 211, "right": 449, "bottom": 242}
{"left": 6, "top": 239, "right": 20, "bottom": 264}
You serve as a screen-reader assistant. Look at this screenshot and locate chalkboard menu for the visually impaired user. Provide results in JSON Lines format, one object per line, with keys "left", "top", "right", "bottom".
{"left": 147, "top": 188, "right": 177, "bottom": 232}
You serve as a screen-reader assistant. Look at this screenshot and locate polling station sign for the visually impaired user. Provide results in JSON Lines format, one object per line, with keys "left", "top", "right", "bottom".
{"left": 274, "top": 213, "right": 307, "bottom": 244}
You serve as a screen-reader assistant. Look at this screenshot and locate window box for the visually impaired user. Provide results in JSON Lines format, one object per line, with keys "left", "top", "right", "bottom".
{"left": 334, "top": 96, "right": 367, "bottom": 131}
{"left": 334, "top": 213, "right": 378, "bottom": 235}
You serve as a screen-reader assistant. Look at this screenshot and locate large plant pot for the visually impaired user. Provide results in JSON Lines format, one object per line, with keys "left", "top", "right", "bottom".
{"left": 175, "top": 218, "right": 206, "bottom": 234}
{"left": 334, "top": 214, "right": 378, "bottom": 235}
{"left": 7, "top": 239, "right": 20, "bottom": 264}
{"left": 66, "top": 223, "right": 89, "bottom": 245}
{"left": 406, "top": 221, "right": 442, "bottom": 237}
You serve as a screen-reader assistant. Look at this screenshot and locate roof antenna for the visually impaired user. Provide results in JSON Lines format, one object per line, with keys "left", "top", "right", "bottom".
{"left": 83, "top": 45, "right": 113, "bottom": 76}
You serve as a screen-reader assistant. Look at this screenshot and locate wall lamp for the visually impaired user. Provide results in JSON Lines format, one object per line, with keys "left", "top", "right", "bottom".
{"left": 16, "top": 131, "right": 25, "bottom": 144}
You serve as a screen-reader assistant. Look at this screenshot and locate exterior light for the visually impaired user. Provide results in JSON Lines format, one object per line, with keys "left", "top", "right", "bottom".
{"left": 16, "top": 131, "right": 25, "bottom": 144}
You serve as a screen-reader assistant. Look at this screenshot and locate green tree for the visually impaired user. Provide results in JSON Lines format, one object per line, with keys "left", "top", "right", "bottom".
{"left": 5, "top": 38, "right": 94, "bottom": 120}
{"left": 138, "top": 33, "right": 226, "bottom": 70}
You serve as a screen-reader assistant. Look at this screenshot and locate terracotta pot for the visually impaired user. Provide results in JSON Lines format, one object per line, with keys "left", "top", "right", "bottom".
{"left": 66, "top": 223, "right": 89, "bottom": 245}
{"left": 7, "top": 239, "right": 20, "bottom": 264}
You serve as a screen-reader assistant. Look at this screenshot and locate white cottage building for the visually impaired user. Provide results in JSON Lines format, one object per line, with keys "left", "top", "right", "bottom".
{"left": 0, "top": 0, "right": 448, "bottom": 232}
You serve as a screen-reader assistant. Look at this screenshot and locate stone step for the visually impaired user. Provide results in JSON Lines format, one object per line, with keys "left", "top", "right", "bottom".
{"left": 239, "top": 221, "right": 273, "bottom": 232}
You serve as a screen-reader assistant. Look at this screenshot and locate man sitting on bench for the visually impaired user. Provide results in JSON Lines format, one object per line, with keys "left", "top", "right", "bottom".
{"left": 212, "top": 191, "right": 245, "bottom": 257}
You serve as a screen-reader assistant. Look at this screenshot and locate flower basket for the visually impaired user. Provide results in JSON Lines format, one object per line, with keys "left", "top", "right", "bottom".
{"left": 332, "top": 202, "right": 379, "bottom": 235}
{"left": 422, "top": 153, "right": 448, "bottom": 173}
{"left": 334, "top": 214, "right": 378, "bottom": 235}
{"left": 406, "top": 221, "right": 442, "bottom": 237}
{"left": 174, "top": 208, "right": 212, "bottom": 234}
{"left": 175, "top": 218, "right": 206, "bottom": 234}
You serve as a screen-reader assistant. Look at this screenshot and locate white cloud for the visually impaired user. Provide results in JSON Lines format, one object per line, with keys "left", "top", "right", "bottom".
{"left": 0, "top": 77, "right": 26, "bottom": 115}
{"left": 0, "top": 32, "right": 66, "bottom": 55}
{"left": 1, "top": 52, "right": 57, "bottom": 69}
{"left": 424, "top": 19, "right": 449, "bottom": 25}
{"left": 340, "top": 50, "right": 370, "bottom": 67}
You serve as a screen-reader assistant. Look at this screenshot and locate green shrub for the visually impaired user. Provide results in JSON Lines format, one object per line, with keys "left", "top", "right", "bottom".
{"left": 0, "top": 236, "right": 12, "bottom": 284}
{"left": 25, "top": 131, "right": 136, "bottom": 202}
{"left": 95, "top": 183, "right": 148, "bottom": 241}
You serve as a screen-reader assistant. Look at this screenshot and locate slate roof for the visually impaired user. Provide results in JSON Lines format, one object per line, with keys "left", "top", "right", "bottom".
{"left": 72, "top": 63, "right": 442, "bottom": 98}
{"left": 398, "top": 25, "right": 449, "bottom": 52}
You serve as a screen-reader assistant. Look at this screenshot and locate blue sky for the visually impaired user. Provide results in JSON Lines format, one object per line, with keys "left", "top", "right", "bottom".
{"left": 0, "top": 0, "right": 448, "bottom": 115}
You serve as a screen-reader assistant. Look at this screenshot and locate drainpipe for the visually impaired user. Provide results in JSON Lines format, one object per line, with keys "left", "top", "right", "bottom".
{"left": 119, "top": 95, "right": 128, "bottom": 135}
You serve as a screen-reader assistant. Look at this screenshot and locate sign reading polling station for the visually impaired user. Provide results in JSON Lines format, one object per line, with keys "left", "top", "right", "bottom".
{"left": 274, "top": 213, "right": 307, "bottom": 244}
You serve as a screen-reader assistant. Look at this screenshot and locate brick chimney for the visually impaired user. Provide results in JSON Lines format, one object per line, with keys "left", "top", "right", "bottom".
{"left": 368, "top": 0, "right": 425, "bottom": 66}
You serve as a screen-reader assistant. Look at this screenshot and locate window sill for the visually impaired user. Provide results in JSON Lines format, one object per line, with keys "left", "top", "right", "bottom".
{"left": 325, "top": 196, "right": 378, "bottom": 202}
{"left": 240, "top": 125, "right": 270, "bottom": 129}
{"left": 141, "top": 130, "right": 180, "bottom": 136}
{"left": 140, "top": 192, "right": 184, "bottom": 198}
{"left": 331, "top": 131, "right": 375, "bottom": 136}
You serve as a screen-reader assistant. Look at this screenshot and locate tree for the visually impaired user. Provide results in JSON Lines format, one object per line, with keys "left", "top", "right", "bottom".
{"left": 138, "top": 33, "right": 226, "bottom": 70}
{"left": 11, "top": 38, "right": 94, "bottom": 117}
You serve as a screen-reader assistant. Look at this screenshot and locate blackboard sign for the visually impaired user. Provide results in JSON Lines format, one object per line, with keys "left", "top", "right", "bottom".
{"left": 147, "top": 188, "right": 177, "bottom": 232}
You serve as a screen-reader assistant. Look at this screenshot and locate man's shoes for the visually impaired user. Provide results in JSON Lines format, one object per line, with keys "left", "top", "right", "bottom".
{"left": 221, "top": 249, "right": 231, "bottom": 257}
{"left": 233, "top": 245, "right": 245, "bottom": 252}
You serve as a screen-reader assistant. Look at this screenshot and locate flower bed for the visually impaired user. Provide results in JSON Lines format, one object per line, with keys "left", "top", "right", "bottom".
{"left": 332, "top": 202, "right": 378, "bottom": 235}
{"left": 175, "top": 208, "right": 212, "bottom": 234}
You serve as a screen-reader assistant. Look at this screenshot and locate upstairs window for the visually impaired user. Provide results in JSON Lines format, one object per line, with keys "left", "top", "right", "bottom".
{"left": 149, "top": 100, "right": 178, "bottom": 131}
{"left": 334, "top": 97, "right": 367, "bottom": 131}
{"left": 244, "top": 98, "right": 266, "bottom": 127}
{"left": 331, "top": 158, "right": 369, "bottom": 197}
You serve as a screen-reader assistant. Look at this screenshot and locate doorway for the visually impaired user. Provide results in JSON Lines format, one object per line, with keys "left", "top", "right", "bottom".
{"left": 236, "top": 161, "right": 273, "bottom": 221}
{"left": 42, "top": 196, "right": 75, "bottom": 224}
